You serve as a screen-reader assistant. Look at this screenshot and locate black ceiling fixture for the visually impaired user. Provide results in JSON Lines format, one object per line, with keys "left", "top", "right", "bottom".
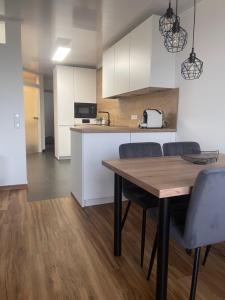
{"left": 181, "top": 0, "right": 203, "bottom": 80}
{"left": 164, "top": 0, "right": 188, "bottom": 53}
{"left": 159, "top": 1, "right": 178, "bottom": 37}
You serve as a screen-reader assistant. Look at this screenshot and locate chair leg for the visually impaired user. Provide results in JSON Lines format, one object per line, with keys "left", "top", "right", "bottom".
{"left": 141, "top": 208, "right": 147, "bottom": 267}
{"left": 121, "top": 200, "right": 131, "bottom": 230}
{"left": 147, "top": 231, "right": 158, "bottom": 280}
{"left": 202, "top": 245, "right": 212, "bottom": 266}
{"left": 190, "top": 247, "right": 201, "bottom": 300}
{"left": 186, "top": 249, "right": 192, "bottom": 256}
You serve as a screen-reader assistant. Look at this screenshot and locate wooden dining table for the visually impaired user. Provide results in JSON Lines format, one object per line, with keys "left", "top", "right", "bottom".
{"left": 102, "top": 154, "right": 225, "bottom": 300}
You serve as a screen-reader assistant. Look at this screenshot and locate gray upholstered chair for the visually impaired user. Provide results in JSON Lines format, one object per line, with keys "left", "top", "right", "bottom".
{"left": 147, "top": 168, "right": 225, "bottom": 300}
{"left": 119, "top": 142, "right": 162, "bottom": 267}
{"left": 163, "top": 141, "right": 201, "bottom": 156}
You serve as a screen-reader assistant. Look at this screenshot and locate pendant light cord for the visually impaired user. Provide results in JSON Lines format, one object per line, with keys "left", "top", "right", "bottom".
{"left": 176, "top": 0, "right": 178, "bottom": 19}
{"left": 192, "top": 0, "right": 196, "bottom": 49}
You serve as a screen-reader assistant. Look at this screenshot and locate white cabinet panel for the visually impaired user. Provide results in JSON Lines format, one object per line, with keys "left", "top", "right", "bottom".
{"left": 102, "top": 47, "right": 115, "bottom": 98}
{"left": 82, "top": 133, "right": 130, "bottom": 205}
{"left": 150, "top": 15, "right": 176, "bottom": 88}
{"left": 54, "top": 66, "right": 74, "bottom": 125}
{"left": 74, "top": 68, "right": 96, "bottom": 103}
{"left": 114, "top": 35, "right": 130, "bottom": 95}
{"left": 102, "top": 15, "right": 176, "bottom": 97}
{"left": 130, "top": 18, "right": 152, "bottom": 92}
{"left": 130, "top": 132, "right": 176, "bottom": 145}
{"left": 57, "top": 126, "right": 71, "bottom": 158}
{"left": 71, "top": 131, "right": 83, "bottom": 206}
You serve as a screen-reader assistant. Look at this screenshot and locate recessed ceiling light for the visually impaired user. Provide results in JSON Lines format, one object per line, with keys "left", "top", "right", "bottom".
{"left": 52, "top": 47, "right": 71, "bottom": 62}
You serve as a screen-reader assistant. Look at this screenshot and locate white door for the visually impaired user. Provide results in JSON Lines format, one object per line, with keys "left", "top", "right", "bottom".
{"left": 55, "top": 66, "right": 74, "bottom": 125}
{"left": 23, "top": 86, "right": 40, "bottom": 154}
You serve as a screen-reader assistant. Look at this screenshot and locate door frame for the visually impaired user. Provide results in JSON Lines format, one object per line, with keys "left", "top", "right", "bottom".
{"left": 23, "top": 70, "right": 45, "bottom": 153}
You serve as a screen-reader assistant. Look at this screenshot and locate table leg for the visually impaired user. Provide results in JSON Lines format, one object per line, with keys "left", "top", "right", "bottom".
{"left": 114, "top": 173, "right": 122, "bottom": 256}
{"left": 156, "top": 198, "right": 170, "bottom": 300}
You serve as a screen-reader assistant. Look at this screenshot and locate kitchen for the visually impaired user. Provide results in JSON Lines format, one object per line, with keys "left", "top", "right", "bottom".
{"left": 0, "top": 0, "right": 225, "bottom": 300}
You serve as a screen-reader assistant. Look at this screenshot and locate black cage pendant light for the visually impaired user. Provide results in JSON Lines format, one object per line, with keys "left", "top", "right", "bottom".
{"left": 159, "top": 1, "right": 178, "bottom": 36}
{"left": 164, "top": 0, "right": 188, "bottom": 53}
{"left": 181, "top": 0, "right": 203, "bottom": 80}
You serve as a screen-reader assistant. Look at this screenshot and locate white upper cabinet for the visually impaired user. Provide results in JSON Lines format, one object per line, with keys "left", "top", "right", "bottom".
{"left": 74, "top": 67, "right": 96, "bottom": 103}
{"left": 130, "top": 18, "right": 152, "bottom": 92}
{"left": 54, "top": 65, "right": 74, "bottom": 125}
{"left": 149, "top": 15, "right": 175, "bottom": 88}
{"left": 102, "top": 15, "right": 176, "bottom": 98}
{"left": 102, "top": 46, "right": 115, "bottom": 98}
{"left": 114, "top": 35, "right": 130, "bottom": 95}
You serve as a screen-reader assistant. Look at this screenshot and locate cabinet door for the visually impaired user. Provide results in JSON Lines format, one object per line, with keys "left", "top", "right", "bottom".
{"left": 74, "top": 68, "right": 96, "bottom": 103}
{"left": 58, "top": 126, "right": 71, "bottom": 158}
{"left": 102, "top": 46, "right": 115, "bottom": 98}
{"left": 150, "top": 15, "right": 176, "bottom": 88}
{"left": 114, "top": 35, "right": 130, "bottom": 95}
{"left": 130, "top": 132, "right": 176, "bottom": 145}
{"left": 54, "top": 66, "right": 74, "bottom": 125}
{"left": 130, "top": 18, "right": 152, "bottom": 92}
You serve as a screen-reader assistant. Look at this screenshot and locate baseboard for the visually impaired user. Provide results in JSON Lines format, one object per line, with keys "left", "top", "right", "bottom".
{"left": 0, "top": 184, "right": 28, "bottom": 191}
{"left": 84, "top": 197, "right": 114, "bottom": 207}
{"left": 71, "top": 192, "right": 127, "bottom": 207}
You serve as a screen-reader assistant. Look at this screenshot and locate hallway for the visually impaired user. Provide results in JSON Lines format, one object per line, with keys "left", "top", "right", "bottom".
{"left": 27, "top": 150, "right": 70, "bottom": 201}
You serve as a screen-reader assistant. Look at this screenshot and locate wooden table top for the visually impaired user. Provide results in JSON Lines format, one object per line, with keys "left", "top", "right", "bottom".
{"left": 102, "top": 154, "right": 225, "bottom": 198}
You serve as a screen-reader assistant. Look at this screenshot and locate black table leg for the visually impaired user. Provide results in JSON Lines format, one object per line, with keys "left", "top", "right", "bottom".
{"left": 114, "top": 173, "right": 122, "bottom": 256}
{"left": 156, "top": 198, "right": 170, "bottom": 300}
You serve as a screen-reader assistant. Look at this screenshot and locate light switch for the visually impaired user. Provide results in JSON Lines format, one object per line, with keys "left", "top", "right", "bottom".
{"left": 14, "top": 113, "right": 20, "bottom": 129}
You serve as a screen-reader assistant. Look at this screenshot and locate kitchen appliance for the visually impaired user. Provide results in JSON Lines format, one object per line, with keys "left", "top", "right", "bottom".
{"left": 74, "top": 102, "right": 97, "bottom": 119}
{"left": 74, "top": 102, "right": 97, "bottom": 124}
{"left": 139, "top": 109, "right": 164, "bottom": 128}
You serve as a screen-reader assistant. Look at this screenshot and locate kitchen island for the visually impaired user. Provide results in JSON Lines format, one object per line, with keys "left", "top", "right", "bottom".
{"left": 70, "top": 126, "right": 176, "bottom": 207}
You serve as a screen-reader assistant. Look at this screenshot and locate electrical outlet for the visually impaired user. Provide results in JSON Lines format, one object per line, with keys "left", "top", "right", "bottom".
{"left": 131, "top": 115, "right": 138, "bottom": 120}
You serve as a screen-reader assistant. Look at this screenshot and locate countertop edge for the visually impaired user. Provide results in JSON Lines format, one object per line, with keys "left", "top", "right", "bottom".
{"left": 70, "top": 126, "right": 177, "bottom": 133}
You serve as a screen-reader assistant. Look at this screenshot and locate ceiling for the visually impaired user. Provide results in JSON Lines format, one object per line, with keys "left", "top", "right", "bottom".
{"left": 3, "top": 0, "right": 199, "bottom": 75}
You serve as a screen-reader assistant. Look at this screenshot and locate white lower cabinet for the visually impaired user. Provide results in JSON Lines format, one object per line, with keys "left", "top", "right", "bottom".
{"left": 56, "top": 126, "right": 71, "bottom": 159}
{"left": 130, "top": 132, "right": 176, "bottom": 145}
{"left": 71, "top": 132, "right": 130, "bottom": 207}
{"left": 71, "top": 131, "right": 176, "bottom": 207}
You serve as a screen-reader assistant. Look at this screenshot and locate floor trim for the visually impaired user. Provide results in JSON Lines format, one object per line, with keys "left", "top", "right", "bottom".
{"left": 0, "top": 184, "right": 28, "bottom": 191}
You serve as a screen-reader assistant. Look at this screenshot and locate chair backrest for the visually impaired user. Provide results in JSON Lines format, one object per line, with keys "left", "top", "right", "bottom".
{"left": 183, "top": 168, "right": 225, "bottom": 249}
{"left": 163, "top": 142, "right": 201, "bottom": 156}
{"left": 119, "top": 143, "right": 162, "bottom": 194}
{"left": 119, "top": 142, "right": 162, "bottom": 159}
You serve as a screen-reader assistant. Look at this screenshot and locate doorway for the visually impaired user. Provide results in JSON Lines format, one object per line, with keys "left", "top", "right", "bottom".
{"left": 23, "top": 85, "right": 40, "bottom": 153}
{"left": 23, "top": 70, "right": 42, "bottom": 154}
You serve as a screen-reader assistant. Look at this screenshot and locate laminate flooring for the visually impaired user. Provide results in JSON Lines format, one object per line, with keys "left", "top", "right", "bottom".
{"left": 27, "top": 150, "right": 70, "bottom": 201}
{"left": 0, "top": 190, "right": 224, "bottom": 300}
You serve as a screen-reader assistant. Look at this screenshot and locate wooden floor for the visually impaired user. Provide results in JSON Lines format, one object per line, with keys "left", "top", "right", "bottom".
{"left": 0, "top": 190, "right": 224, "bottom": 300}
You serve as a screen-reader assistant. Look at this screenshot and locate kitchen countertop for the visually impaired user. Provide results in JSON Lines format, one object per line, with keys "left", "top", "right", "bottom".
{"left": 70, "top": 125, "right": 176, "bottom": 133}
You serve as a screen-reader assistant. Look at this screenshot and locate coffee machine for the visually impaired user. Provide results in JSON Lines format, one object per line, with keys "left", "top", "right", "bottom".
{"left": 139, "top": 109, "right": 164, "bottom": 128}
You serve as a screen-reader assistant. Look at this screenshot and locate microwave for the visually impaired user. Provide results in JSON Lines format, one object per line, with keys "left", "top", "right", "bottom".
{"left": 74, "top": 102, "right": 97, "bottom": 119}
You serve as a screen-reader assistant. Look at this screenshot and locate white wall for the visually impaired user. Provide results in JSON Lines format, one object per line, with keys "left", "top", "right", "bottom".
{"left": 0, "top": 20, "right": 27, "bottom": 186}
{"left": 176, "top": 0, "right": 225, "bottom": 152}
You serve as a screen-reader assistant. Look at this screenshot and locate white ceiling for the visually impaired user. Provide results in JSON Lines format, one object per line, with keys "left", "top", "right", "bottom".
{"left": 3, "top": 0, "right": 199, "bottom": 75}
